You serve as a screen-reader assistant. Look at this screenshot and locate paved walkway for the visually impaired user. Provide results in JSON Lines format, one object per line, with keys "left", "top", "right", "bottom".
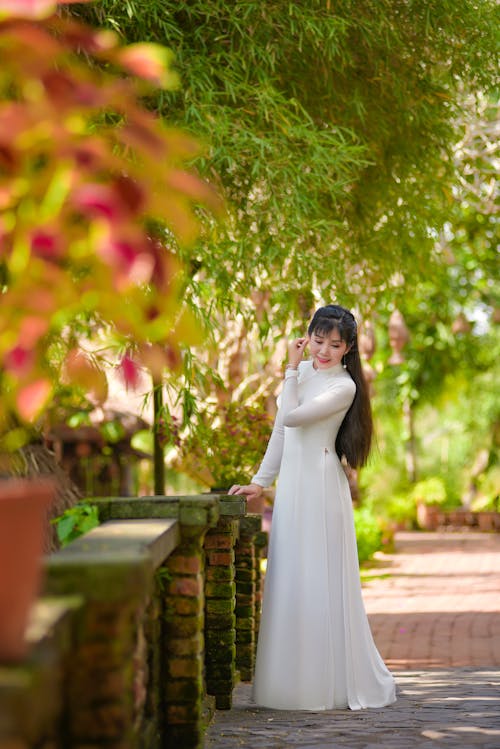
{"left": 205, "top": 531, "right": 500, "bottom": 748}
{"left": 363, "top": 532, "right": 500, "bottom": 670}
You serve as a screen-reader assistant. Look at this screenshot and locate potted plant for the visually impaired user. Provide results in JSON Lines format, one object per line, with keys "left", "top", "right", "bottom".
{"left": 411, "top": 477, "right": 447, "bottom": 530}
{"left": 173, "top": 400, "right": 273, "bottom": 511}
{"left": 0, "top": 478, "right": 55, "bottom": 662}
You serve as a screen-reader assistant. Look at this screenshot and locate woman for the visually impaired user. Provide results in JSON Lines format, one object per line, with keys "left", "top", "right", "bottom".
{"left": 229, "top": 304, "right": 396, "bottom": 711}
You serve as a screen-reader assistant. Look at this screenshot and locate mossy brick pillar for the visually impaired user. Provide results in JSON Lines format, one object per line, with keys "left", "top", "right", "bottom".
{"left": 253, "top": 529, "right": 268, "bottom": 639}
{"left": 203, "top": 495, "right": 246, "bottom": 710}
{"left": 45, "top": 518, "right": 179, "bottom": 749}
{"left": 162, "top": 497, "right": 219, "bottom": 749}
{"left": 93, "top": 494, "right": 222, "bottom": 748}
{"left": 0, "top": 597, "right": 80, "bottom": 749}
{"left": 234, "top": 514, "right": 263, "bottom": 681}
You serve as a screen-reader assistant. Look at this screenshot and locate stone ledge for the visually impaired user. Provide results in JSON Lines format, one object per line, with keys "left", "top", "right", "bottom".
{"left": 56, "top": 518, "right": 179, "bottom": 567}
{"left": 94, "top": 495, "right": 226, "bottom": 528}
{"left": 45, "top": 519, "right": 180, "bottom": 599}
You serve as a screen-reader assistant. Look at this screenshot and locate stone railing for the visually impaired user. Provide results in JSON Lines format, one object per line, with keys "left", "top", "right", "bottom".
{"left": 0, "top": 494, "right": 266, "bottom": 749}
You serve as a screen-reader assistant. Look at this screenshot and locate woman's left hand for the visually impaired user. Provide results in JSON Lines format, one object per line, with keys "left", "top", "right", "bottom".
{"left": 287, "top": 336, "right": 309, "bottom": 368}
{"left": 228, "top": 483, "right": 264, "bottom": 500}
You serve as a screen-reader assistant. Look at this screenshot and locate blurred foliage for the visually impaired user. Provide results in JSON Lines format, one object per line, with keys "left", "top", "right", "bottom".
{"left": 362, "top": 336, "right": 499, "bottom": 523}
{"left": 360, "top": 86, "right": 499, "bottom": 523}
{"left": 0, "top": 0, "right": 222, "bottom": 458}
{"left": 473, "top": 467, "right": 500, "bottom": 512}
{"left": 410, "top": 477, "right": 447, "bottom": 507}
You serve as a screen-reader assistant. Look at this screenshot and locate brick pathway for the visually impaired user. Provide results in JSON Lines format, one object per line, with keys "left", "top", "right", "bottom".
{"left": 205, "top": 531, "right": 500, "bottom": 749}
{"left": 364, "top": 531, "right": 500, "bottom": 669}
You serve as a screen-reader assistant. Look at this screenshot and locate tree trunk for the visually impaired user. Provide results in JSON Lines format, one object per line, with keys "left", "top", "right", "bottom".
{"left": 153, "top": 379, "right": 165, "bottom": 495}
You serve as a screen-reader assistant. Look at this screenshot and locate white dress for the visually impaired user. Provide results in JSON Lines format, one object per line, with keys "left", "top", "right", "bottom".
{"left": 251, "top": 360, "right": 396, "bottom": 711}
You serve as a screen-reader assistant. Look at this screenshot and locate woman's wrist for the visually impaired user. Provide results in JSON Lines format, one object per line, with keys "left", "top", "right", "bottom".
{"left": 285, "top": 363, "right": 298, "bottom": 370}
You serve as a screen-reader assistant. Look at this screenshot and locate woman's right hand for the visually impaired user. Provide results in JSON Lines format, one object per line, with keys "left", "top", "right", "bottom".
{"left": 228, "top": 483, "right": 264, "bottom": 500}
{"left": 287, "top": 336, "right": 309, "bottom": 369}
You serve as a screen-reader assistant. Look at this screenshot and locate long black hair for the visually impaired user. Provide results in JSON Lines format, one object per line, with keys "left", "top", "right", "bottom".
{"left": 308, "top": 304, "right": 373, "bottom": 468}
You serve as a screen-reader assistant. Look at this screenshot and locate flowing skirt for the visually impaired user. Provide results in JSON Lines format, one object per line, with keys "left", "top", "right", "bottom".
{"left": 253, "top": 444, "right": 396, "bottom": 711}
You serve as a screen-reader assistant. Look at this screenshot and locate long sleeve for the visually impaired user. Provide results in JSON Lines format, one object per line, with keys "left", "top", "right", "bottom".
{"left": 251, "top": 398, "right": 286, "bottom": 488}
{"left": 280, "top": 369, "right": 355, "bottom": 428}
{"left": 251, "top": 365, "right": 356, "bottom": 487}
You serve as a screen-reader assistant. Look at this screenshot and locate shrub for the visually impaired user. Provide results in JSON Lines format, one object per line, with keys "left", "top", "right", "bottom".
{"left": 174, "top": 401, "right": 273, "bottom": 490}
{"left": 354, "top": 506, "right": 383, "bottom": 564}
{"left": 410, "top": 476, "right": 447, "bottom": 506}
{"left": 384, "top": 493, "right": 418, "bottom": 527}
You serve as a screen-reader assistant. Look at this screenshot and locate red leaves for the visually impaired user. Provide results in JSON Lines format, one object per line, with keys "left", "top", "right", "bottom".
{"left": 0, "top": 5, "right": 220, "bottom": 430}
{"left": 42, "top": 70, "right": 104, "bottom": 108}
{"left": 73, "top": 177, "right": 146, "bottom": 223}
{"left": 30, "top": 229, "right": 63, "bottom": 260}
{"left": 4, "top": 346, "right": 35, "bottom": 377}
{"left": 120, "top": 111, "right": 168, "bottom": 159}
{"left": 119, "top": 353, "right": 141, "bottom": 390}
{"left": 72, "top": 183, "right": 123, "bottom": 222}
{"left": 113, "top": 175, "right": 145, "bottom": 214}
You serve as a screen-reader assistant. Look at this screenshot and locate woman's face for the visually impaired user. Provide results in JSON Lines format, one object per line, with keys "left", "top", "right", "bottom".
{"left": 309, "top": 326, "right": 349, "bottom": 370}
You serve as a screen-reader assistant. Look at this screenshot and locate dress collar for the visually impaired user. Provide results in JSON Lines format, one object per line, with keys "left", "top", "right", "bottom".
{"left": 306, "top": 360, "right": 344, "bottom": 377}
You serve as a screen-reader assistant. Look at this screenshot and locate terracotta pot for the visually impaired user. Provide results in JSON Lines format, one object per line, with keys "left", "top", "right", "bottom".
{"left": 464, "top": 511, "right": 478, "bottom": 527}
{"left": 416, "top": 502, "right": 440, "bottom": 531}
{"left": 477, "top": 511, "right": 498, "bottom": 532}
{"left": 448, "top": 510, "right": 467, "bottom": 528}
{"left": 0, "top": 478, "right": 55, "bottom": 662}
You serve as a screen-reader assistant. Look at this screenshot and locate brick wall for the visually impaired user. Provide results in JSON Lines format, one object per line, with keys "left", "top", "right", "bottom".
{"left": 0, "top": 495, "right": 265, "bottom": 749}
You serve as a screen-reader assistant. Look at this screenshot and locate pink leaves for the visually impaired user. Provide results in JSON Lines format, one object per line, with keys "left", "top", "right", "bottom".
{"left": 0, "top": 0, "right": 57, "bottom": 20}
{"left": 0, "top": 4, "right": 219, "bottom": 432}
{"left": 97, "top": 234, "right": 155, "bottom": 289}
{"left": 64, "top": 349, "right": 108, "bottom": 404}
{"left": 0, "top": 0, "right": 92, "bottom": 21}
{"left": 117, "top": 44, "right": 180, "bottom": 90}
{"left": 19, "top": 316, "right": 49, "bottom": 347}
{"left": 16, "top": 379, "right": 52, "bottom": 422}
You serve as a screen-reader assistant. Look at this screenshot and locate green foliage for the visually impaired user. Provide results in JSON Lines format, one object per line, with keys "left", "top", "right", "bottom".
{"left": 383, "top": 494, "right": 418, "bottom": 528}
{"left": 76, "top": 0, "right": 499, "bottom": 318}
{"left": 52, "top": 500, "right": 100, "bottom": 546}
{"left": 173, "top": 400, "right": 273, "bottom": 489}
{"left": 156, "top": 566, "right": 173, "bottom": 593}
{"left": 472, "top": 466, "right": 500, "bottom": 511}
{"left": 410, "top": 477, "right": 447, "bottom": 507}
{"left": 72, "top": 4, "right": 499, "bottom": 510}
{"left": 353, "top": 506, "right": 383, "bottom": 564}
